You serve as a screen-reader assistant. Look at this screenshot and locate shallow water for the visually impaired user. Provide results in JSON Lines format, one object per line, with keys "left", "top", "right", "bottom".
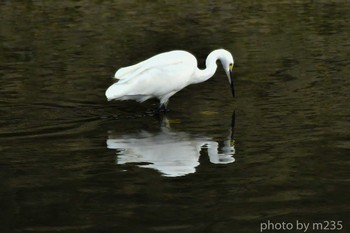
{"left": 1, "top": 1, "right": 350, "bottom": 232}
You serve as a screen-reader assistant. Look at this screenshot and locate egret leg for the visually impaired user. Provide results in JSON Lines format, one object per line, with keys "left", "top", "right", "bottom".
{"left": 157, "top": 101, "right": 170, "bottom": 113}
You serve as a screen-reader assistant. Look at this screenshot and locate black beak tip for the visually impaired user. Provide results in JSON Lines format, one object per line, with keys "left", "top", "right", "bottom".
{"left": 230, "top": 71, "right": 235, "bottom": 98}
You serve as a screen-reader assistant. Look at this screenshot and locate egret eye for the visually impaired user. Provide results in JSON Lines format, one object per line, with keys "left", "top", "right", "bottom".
{"left": 229, "top": 63, "right": 233, "bottom": 70}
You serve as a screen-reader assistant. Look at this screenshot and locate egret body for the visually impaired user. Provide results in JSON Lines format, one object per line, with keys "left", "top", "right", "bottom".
{"left": 105, "top": 49, "right": 234, "bottom": 111}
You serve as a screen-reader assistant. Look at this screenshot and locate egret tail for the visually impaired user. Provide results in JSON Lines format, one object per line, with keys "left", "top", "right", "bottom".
{"left": 105, "top": 83, "right": 152, "bottom": 102}
{"left": 105, "top": 83, "right": 124, "bottom": 101}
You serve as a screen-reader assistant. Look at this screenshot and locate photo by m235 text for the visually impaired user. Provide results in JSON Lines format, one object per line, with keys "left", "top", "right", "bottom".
{"left": 260, "top": 220, "right": 343, "bottom": 232}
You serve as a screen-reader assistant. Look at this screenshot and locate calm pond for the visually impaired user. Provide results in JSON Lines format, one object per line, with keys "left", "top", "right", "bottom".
{"left": 1, "top": 1, "right": 349, "bottom": 232}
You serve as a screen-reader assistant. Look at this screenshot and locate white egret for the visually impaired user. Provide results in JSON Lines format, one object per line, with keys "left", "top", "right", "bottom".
{"left": 105, "top": 49, "right": 234, "bottom": 111}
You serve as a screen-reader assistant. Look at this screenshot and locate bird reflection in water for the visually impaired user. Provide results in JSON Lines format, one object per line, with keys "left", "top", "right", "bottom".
{"left": 107, "top": 112, "right": 236, "bottom": 177}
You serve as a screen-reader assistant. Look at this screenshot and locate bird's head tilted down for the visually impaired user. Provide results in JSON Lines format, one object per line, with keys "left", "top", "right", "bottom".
{"left": 219, "top": 49, "right": 235, "bottom": 98}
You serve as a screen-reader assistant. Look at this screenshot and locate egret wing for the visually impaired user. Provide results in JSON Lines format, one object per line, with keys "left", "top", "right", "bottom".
{"left": 106, "top": 50, "right": 197, "bottom": 102}
{"left": 114, "top": 51, "right": 193, "bottom": 81}
{"left": 114, "top": 60, "right": 148, "bottom": 80}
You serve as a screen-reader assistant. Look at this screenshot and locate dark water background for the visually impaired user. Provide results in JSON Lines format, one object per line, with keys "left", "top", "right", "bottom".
{"left": 1, "top": 1, "right": 349, "bottom": 232}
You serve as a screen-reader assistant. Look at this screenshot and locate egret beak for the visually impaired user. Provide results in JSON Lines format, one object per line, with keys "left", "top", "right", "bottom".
{"left": 229, "top": 67, "right": 235, "bottom": 98}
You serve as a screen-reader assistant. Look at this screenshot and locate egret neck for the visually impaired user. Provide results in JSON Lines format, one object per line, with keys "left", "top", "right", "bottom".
{"left": 193, "top": 49, "right": 231, "bottom": 84}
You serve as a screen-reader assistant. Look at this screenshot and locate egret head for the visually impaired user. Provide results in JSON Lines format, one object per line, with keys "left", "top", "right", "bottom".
{"left": 218, "top": 49, "right": 235, "bottom": 97}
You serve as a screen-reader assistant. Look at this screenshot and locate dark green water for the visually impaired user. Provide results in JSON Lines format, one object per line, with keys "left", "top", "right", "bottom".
{"left": 1, "top": 1, "right": 349, "bottom": 232}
